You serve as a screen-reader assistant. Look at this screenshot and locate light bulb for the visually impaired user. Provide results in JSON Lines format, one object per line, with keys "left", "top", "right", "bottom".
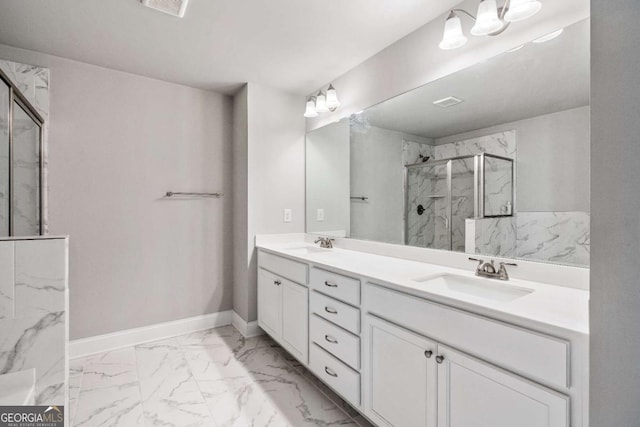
{"left": 304, "top": 97, "right": 318, "bottom": 118}
{"left": 439, "top": 11, "right": 468, "bottom": 50}
{"left": 504, "top": 0, "right": 542, "bottom": 22}
{"left": 326, "top": 84, "right": 341, "bottom": 111}
{"left": 471, "top": 0, "right": 504, "bottom": 36}
{"left": 315, "top": 91, "right": 328, "bottom": 113}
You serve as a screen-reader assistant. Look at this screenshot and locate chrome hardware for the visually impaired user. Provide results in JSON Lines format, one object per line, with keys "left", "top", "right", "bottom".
{"left": 325, "top": 366, "right": 338, "bottom": 377}
{"left": 165, "top": 191, "right": 223, "bottom": 198}
{"left": 436, "top": 355, "right": 445, "bottom": 364}
{"left": 274, "top": 280, "right": 281, "bottom": 286}
{"left": 314, "top": 237, "right": 335, "bottom": 248}
{"left": 424, "top": 350, "right": 433, "bottom": 359}
{"left": 325, "top": 335, "right": 338, "bottom": 344}
{"left": 324, "top": 307, "right": 338, "bottom": 314}
{"left": 324, "top": 281, "right": 338, "bottom": 288}
{"left": 468, "top": 257, "right": 517, "bottom": 281}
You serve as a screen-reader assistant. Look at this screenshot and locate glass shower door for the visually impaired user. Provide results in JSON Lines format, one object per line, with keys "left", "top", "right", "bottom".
{"left": 405, "top": 161, "right": 450, "bottom": 250}
{"left": 450, "top": 157, "right": 476, "bottom": 252}
{"left": 0, "top": 81, "right": 8, "bottom": 236}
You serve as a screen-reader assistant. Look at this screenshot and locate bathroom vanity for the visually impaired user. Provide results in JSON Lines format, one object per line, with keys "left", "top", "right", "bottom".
{"left": 256, "top": 236, "right": 588, "bottom": 427}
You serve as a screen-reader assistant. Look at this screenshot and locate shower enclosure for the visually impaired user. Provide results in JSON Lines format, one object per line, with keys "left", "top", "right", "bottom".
{"left": 404, "top": 153, "right": 514, "bottom": 251}
{"left": 0, "top": 68, "right": 44, "bottom": 236}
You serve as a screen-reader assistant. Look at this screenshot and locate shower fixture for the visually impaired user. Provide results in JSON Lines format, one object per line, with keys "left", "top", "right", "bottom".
{"left": 439, "top": 0, "right": 542, "bottom": 50}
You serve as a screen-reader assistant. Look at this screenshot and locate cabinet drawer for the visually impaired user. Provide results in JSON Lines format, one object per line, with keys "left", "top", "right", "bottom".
{"left": 364, "top": 283, "right": 570, "bottom": 389}
{"left": 310, "top": 343, "right": 361, "bottom": 407}
{"left": 310, "top": 267, "right": 360, "bottom": 305}
{"left": 310, "top": 291, "right": 360, "bottom": 334}
{"left": 310, "top": 314, "right": 360, "bottom": 370}
{"left": 258, "top": 250, "right": 308, "bottom": 284}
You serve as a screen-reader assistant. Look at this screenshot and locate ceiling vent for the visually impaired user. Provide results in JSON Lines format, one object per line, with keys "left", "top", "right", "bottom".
{"left": 140, "top": 0, "right": 189, "bottom": 18}
{"left": 432, "top": 96, "right": 464, "bottom": 108}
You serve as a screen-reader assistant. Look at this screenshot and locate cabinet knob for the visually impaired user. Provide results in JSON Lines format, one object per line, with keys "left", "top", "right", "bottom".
{"left": 325, "top": 335, "right": 338, "bottom": 344}
{"left": 436, "top": 355, "right": 445, "bottom": 364}
{"left": 324, "top": 281, "right": 338, "bottom": 288}
{"left": 274, "top": 280, "right": 281, "bottom": 286}
{"left": 325, "top": 366, "right": 338, "bottom": 377}
{"left": 324, "top": 307, "right": 338, "bottom": 314}
{"left": 424, "top": 350, "right": 433, "bottom": 359}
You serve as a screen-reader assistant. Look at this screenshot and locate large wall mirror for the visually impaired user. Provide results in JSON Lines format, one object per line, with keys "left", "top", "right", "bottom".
{"left": 306, "top": 19, "right": 590, "bottom": 267}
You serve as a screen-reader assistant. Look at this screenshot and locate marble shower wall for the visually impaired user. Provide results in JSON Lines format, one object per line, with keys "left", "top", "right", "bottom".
{"left": 0, "top": 58, "right": 49, "bottom": 235}
{"left": 466, "top": 212, "right": 590, "bottom": 266}
{"left": 0, "top": 237, "right": 68, "bottom": 407}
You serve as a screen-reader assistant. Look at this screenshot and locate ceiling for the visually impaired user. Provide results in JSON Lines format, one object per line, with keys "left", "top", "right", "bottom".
{"left": 363, "top": 19, "right": 590, "bottom": 140}
{"left": 0, "top": 0, "right": 462, "bottom": 95}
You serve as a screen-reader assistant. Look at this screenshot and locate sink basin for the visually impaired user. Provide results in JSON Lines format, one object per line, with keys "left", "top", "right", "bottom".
{"left": 284, "top": 246, "right": 330, "bottom": 255}
{"left": 413, "top": 274, "right": 533, "bottom": 302}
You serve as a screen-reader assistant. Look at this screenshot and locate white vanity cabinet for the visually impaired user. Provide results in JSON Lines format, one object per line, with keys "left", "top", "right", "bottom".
{"left": 257, "top": 253, "right": 309, "bottom": 363}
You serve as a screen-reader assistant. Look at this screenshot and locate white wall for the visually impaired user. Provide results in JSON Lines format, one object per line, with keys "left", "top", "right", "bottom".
{"left": 0, "top": 44, "right": 234, "bottom": 340}
{"left": 306, "top": 118, "right": 350, "bottom": 236}
{"left": 436, "top": 106, "right": 590, "bottom": 212}
{"left": 306, "top": 0, "right": 589, "bottom": 132}
{"left": 233, "top": 83, "right": 305, "bottom": 323}
{"left": 590, "top": 0, "right": 640, "bottom": 424}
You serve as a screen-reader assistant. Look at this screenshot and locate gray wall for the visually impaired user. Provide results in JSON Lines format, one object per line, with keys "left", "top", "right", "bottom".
{"left": 590, "top": 0, "right": 640, "bottom": 424}
{"left": 0, "top": 44, "right": 234, "bottom": 340}
{"left": 306, "top": 118, "right": 350, "bottom": 236}
{"left": 436, "top": 106, "right": 590, "bottom": 213}
{"left": 233, "top": 83, "right": 305, "bottom": 323}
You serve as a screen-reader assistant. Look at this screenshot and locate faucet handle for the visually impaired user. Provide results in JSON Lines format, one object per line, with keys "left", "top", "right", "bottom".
{"left": 499, "top": 262, "right": 518, "bottom": 267}
{"left": 468, "top": 257, "right": 484, "bottom": 265}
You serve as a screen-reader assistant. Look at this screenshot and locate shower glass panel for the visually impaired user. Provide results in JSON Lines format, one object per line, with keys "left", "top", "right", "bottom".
{"left": 0, "top": 81, "right": 8, "bottom": 236}
{"left": 405, "top": 162, "right": 450, "bottom": 250}
{"left": 450, "top": 157, "right": 476, "bottom": 252}
{"left": 12, "top": 102, "right": 41, "bottom": 235}
{"left": 483, "top": 154, "right": 514, "bottom": 216}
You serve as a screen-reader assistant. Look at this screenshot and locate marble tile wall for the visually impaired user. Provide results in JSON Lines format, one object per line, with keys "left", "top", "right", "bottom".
{"left": 0, "top": 58, "right": 50, "bottom": 235}
{"left": 0, "top": 238, "right": 68, "bottom": 409}
{"left": 466, "top": 212, "right": 590, "bottom": 266}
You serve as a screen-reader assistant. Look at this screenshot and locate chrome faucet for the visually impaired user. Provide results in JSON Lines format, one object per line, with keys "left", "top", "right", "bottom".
{"left": 469, "top": 257, "right": 517, "bottom": 281}
{"left": 314, "top": 237, "right": 335, "bottom": 249}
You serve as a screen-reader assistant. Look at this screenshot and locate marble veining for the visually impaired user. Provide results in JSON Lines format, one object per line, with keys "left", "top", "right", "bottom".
{"left": 69, "top": 325, "right": 367, "bottom": 426}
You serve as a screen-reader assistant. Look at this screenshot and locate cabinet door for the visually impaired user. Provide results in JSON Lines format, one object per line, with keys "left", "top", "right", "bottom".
{"left": 258, "top": 268, "right": 282, "bottom": 339}
{"left": 364, "top": 315, "right": 437, "bottom": 427}
{"left": 437, "top": 345, "right": 569, "bottom": 427}
{"left": 281, "top": 280, "right": 309, "bottom": 363}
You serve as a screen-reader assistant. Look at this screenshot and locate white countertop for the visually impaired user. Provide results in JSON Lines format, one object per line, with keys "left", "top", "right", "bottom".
{"left": 256, "top": 237, "right": 589, "bottom": 337}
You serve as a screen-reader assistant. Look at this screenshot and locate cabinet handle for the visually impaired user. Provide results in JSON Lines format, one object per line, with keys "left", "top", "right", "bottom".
{"left": 324, "top": 281, "right": 338, "bottom": 288}
{"left": 274, "top": 280, "right": 281, "bottom": 286}
{"left": 424, "top": 350, "right": 433, "bottom": 359}
{"left": 325, "top": 335, "right": 338, "bottom": 344}
{"left": 325, "top": 366, "right": 338, "bottom": 377}
{"left": 436, "top": 355, "right": 445, "bottom": 364}
{"left": 324, "top": 307, "right": 338, "bottom": 314}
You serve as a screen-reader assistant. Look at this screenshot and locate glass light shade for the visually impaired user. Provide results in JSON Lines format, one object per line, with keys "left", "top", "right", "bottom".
{"left": 471, "top": 0, "right": 504, "bottom": 36}
{"left": 326, "top": 85, "right": 341, "bottom": 110}
{"left": 315, "top": 91, "right": 329, "bottom": 113}
{"left": 504, "top": 0, "right": 542, "bottom": 22}
{"left": 304, "top": 98, "right": 318, "bottom": 118}
{"left": 439, "top": 13, "right": 468, "bottom": 50}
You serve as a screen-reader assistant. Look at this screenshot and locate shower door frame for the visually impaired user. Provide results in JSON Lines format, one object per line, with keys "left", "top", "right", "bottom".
{"left": 0, "top": 67, "right": 46, "bottom": 236}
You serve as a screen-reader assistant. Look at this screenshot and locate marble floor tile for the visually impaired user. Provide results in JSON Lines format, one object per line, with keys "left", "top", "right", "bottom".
{"left": 70, "top": 325, "right": 363, "bottom": 427}
{"left": 73, "top": 382, "right": 145, "bottom": 427}
{"left": 81, "top": 348, "right": 139, "bottom": 391}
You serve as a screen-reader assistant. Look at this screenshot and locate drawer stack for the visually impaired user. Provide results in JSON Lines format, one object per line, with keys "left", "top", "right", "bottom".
{"left": 308, "top": 267, "right": 362, "bottom": 407}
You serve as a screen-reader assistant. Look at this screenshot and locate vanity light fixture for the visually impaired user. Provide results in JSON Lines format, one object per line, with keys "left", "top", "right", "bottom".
{"left": 439, "top": 0, "right": 542, "bottom": 50}
{"left": 304, "top": 84, "right": 341, "bottom": 117}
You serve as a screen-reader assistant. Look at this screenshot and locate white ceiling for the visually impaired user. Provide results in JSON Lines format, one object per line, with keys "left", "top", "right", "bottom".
{"left": 0, "top": 0, "right": 462, "bottom": 95}
{"left": 363, "top": 19, "right": 590, "bottom": 140}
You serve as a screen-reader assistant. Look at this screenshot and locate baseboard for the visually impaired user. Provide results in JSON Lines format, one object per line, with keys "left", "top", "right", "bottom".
{"left": 70, "top": 310, "right": 234, "bottom": 359}
{"left": 232, "top": 311, "right": 264, "bottom": 338}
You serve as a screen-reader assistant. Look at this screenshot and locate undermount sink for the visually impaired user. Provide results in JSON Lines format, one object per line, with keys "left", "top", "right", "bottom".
{"left": 412, "top": 274, "right": 533, "bottom": 302}
{"left": 284, "top": 246, "right": 331, "bottom": 255}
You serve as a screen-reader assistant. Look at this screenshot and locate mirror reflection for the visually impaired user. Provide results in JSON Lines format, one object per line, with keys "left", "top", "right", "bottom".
{"left": 306, "top": 19, "right": 590, "bottom": 267}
